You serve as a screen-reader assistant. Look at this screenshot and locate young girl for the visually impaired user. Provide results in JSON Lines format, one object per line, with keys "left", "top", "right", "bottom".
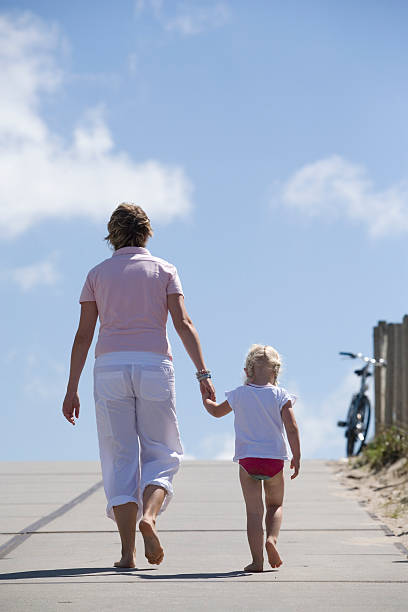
{"left": 202, "top": 344, "right": 300, "bottom": 572}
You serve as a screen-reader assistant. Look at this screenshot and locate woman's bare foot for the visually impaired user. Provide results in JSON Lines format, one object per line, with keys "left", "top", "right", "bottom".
{"left": 139, "top": 518, "right": 164, "bottom": 565}
{"left": 266, "top": 538, "right": 282, "bottom": 568}
{"left": 114, "top": 550, "right": 136, "bottom": 568}
{"left": 244, "top": 561, "right": 264, "bottom": 572}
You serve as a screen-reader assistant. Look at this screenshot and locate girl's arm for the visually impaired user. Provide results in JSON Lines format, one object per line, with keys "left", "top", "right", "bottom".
{"left": 281, "top": 400, "right": 301, "bottom": 479}
{"left": 62, "top": 301, "right": 98, "bottom": 425}
{"left": 203, "top": 398, "right": 232, "bottom": 419}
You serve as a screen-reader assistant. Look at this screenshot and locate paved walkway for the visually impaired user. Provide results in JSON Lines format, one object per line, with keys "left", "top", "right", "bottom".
{"left": 0, "top": 460, "right": 407, "bottom": 611}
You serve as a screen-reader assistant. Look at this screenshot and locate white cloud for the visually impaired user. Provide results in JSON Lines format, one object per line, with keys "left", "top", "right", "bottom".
{"left": 0, "top": 13, "right": 193, "bottom": 238}
{"left": 199, "top": 431, "right": 235, "bottom": 460}
{"left": 281, "top": 155, "right": 408, "bottom": 237}
{"left": 136, "top": 0, "right": 230, "bottom": 36}
{"left": 10, "top": 252, "right": 60, "bottom": 291}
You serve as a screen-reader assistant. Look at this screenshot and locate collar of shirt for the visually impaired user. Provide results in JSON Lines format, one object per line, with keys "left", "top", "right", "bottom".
{"left": 112, "top": 247, "right": 151, "bottom": 257}
{"left": 247, "top": 383, "right": 274, "bottom": 388}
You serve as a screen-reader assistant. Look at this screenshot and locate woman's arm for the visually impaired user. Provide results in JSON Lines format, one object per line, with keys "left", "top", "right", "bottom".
{"left": 62, "top": 301, "right": 98, "bottom": 425}
{"left": 203, "top": 398, "right": 232, "bottom": 419}
{"left": 281, "top": 401, "right": 301, "bottom": 479}
{"left": 167, "top": 294, "right": 215, "bottom": 400}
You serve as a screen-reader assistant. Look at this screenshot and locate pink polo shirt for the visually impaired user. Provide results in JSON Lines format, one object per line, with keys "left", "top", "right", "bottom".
{"left": 79, "top": 247, "right": 183, "bottom": 358}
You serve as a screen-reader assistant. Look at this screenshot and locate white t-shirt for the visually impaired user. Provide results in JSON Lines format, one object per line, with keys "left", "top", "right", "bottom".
{"left": 225, "top": 384, "right": 294, "bottom": 462}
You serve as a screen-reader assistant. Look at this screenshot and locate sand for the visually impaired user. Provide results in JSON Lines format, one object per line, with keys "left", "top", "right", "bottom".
{"left": 332, "top": 457, "right": 408, "bottom": 554}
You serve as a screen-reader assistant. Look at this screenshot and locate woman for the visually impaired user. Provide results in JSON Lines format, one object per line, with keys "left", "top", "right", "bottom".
{"left": 62, "top": 203, "right": 215, "bottom": 568}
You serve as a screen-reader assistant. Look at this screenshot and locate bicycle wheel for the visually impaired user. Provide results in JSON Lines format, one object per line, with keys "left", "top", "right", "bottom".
{"left": 346, "top": 426, "right": 356, "bottom": 457}
{"left": 345, "top": 397, "right": 358, "bottom": 457}
{"left": 353, "top": 396, "right": 371, "bottom": 455}
{"left": 345, "top": 395, "right": 371, "bottom": 457}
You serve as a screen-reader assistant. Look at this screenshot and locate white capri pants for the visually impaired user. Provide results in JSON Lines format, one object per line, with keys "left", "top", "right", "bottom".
{"left": 93, "top": 351, "right": 183, "bottom": 521}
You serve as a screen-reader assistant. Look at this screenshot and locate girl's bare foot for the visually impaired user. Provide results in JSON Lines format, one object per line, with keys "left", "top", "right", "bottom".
{"left": 139, "top": 518, "right": 164, "bottom": 565}
{"left": 114, "top": 551, "right": 136, "bottom": 568}
{"left": 266, "top": 538, "right": 282, "bottom": 568}
{"left": 244, "top": 561, "right": 264, "bottom": 572}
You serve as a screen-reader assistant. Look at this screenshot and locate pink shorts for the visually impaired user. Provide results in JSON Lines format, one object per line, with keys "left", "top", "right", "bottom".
{"left": 239, "top": 457, "right": 284, "bottom": 480}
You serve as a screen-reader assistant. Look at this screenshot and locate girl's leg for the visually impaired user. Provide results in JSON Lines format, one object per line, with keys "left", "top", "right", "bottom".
{"left": 263, "top": 470, "right": 284, "bottom": 568}
{"left": 239, "top": 466, "right": 264, "bottom": 572}
{"left": 113, "top": 502, "right": 138, "bottom": 568}
{"left": 139, "top": 485, "right": 166, "bottom": 565}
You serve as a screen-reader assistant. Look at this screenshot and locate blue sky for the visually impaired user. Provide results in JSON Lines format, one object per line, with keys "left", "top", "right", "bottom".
{"left": 1, "top": 0, "right": 407, "bottom": 461}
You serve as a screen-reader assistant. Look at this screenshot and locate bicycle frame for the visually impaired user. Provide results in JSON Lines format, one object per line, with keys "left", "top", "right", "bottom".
{"left": 355, "top": 363, "right": 370, "bottom": 400}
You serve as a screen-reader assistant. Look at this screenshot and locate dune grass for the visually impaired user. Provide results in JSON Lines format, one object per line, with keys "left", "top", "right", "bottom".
{"left": 354, "top": 426, "right": 408, "bottom": 473}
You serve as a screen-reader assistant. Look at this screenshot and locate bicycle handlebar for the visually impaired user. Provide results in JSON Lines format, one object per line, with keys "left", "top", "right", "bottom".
{"left": 339, "top": 351, "right": 387, "bottom": 367}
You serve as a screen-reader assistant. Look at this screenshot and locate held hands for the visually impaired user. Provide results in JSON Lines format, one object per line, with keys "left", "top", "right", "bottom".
{"left": 62, "top": 391, "right": 80, "bottom": 426}
{"left": 199, "top": 378, "right": 216, "bottom": 402}
{"left": 290, "top": 456, "right": 300, "bottom": 479}
{"left": 200, "top": 379, "right": 218, "bottom": 417}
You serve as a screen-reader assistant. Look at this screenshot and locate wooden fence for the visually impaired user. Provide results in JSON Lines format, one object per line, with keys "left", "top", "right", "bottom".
{"left": 373, "top": 315, "right": 408, "bottom": 432}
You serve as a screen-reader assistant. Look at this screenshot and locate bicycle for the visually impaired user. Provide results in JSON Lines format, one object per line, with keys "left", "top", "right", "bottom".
{"left": 337, "top": 351, "right": 386, "bottom": 457}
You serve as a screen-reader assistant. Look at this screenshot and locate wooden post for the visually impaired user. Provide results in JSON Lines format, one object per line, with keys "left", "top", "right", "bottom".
{"left": 402, "top": 315, "right": 408, "bottom": 429}
{"left": 394, "top": 323, "right": 403, "bottom": 426}
{"left": 385, "top": 323, "right": 395, "bottom": 426}
{"left": 374, "top": 321, "right": 387, "bottom": 433}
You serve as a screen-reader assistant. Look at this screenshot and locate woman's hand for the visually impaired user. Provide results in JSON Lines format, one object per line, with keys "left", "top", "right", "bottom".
{"left": 62, "top": 391, "right": 80, "bottom": 426}
{"left": 200, "top": 384, "right": 211, "bottom": 401}
{"left": 200, "top": 378, "right": 216, "bottom": 401}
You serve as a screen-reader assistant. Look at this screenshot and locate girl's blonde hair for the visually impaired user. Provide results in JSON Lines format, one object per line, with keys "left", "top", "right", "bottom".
{"left": 245, "top": 344, "right": 282, "bottom": 384}
{"left": 105, "top": 203, "right": 153, "bottom": 250}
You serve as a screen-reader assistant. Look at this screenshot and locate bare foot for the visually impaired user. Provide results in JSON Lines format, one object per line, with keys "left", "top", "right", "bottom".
{"left": 266, "top": 538, "right": 283, "bottom": 568}
{"left": 244, "top": 561, "right": 264, "bottom": 572}
{"left": 114, "top": 551, "right": 136, "bottom": 569}
{"left": 139, "top": 518, "right": 164, "bottom": 565}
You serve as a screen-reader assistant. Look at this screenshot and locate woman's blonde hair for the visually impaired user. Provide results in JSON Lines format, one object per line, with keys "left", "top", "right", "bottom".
{"left": 105, "top": 203, "right": 153, "bottom": 250}
{"left": 245, "top": 344, "right": 282, "bottom": 384}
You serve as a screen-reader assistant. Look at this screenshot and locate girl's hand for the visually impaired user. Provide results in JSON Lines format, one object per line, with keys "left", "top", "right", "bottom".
{"left": 200, "top": 378, "right": 216, "bottom": 401}
{"left": 62, "top": 391, "right": 80, "bottom": 426}
{"left": 203, "top": 398, "right": 232, "bottom": 418}
{"left": 204, "top": 397, "right": 217, "bottom": 410}
{"left": 290, "top": 457, "right": 300, "bottom": 479}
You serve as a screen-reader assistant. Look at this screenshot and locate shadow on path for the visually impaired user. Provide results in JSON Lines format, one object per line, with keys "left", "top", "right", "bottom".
{"left": 0, "top": 568, "right": 251, "bottom": 581}
{"left": 0, "top": 567, "right": 154, "bottom": 580}
{"left": 135, "top": 570, "right": 251, "bottom": 580}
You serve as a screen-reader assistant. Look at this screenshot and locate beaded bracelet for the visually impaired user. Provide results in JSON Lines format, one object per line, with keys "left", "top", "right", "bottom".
{"left": 197, "top": 372, "right": 211, "bottom": 382}
{"left": 197, "top": 373, "right": 212, "bottom": 381}
{"left": 196, "top": 369, "right": 211, "bottom": 381}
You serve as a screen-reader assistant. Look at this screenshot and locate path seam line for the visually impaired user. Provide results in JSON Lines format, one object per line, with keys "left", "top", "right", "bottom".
{"left": 0, "top": 480, "right": 103, "bottom": 559}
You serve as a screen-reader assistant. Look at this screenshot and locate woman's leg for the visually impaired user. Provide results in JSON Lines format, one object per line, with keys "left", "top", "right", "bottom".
{"left": 113, "top": 502, "right": 138, "bottom": 568}
{"left": 94, "top": 364, "right": 140, "bottom": 568}
{"left": 135, "top": 363, "right": 183, "bottom": 565}
{"left": 139, "top": 485, "right": 166, "bottom": 564}
{"left": 263, "top": 469, "right": 284, "bottom": 568}
{"left": 239, "top": 466, "right": 264, "bottom": 572}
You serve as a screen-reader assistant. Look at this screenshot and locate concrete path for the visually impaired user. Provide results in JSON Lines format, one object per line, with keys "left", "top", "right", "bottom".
{"left": 0, "top": 460, "right": 407, "bottom": 611}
